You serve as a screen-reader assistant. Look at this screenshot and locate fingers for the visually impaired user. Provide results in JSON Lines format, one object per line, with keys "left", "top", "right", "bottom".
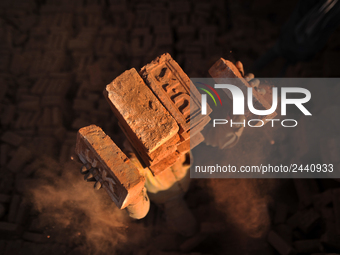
{"left": 235, "top": 61, "right": 267, "bottom": 96}
{"left": 235, "top": 61, "right": 244, "bottom": 76}
{"left": 249, "top": 78, "right": 266, "bottom": 95}
{"left": 244, "top": 73, "right": 255, "bottom": 81}
{"left": 257, "top": 87, "right": 266, "bottom": 95}
{"left": 80, "top": 163, "right": 102, "bottom": 190}
{"left": 249, "top": 78, "right": 260, "bottom": 88}
{"left": 94, "top": 181, "right": 102, "bottom": 190}
{"left": 80, "top": 163, "right": 91, "bottom": 174}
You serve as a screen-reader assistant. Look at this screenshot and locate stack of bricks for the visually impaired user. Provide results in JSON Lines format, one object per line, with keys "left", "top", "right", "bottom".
{"left": 105, "top": 53, "right": 211, "bottom": 175}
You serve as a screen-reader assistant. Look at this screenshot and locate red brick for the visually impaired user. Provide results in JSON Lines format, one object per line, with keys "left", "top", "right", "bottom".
{"left": 267, "top": 231, "right": 295, "bottom": 255}
{"left": 7, "top": 147, "right": 33, "bottom": 173}
{"left": 177, "top": 132, "right": 204, "bottom": 154}
{"left": 22, "top": 232, "right": 49, "bottom": 243}
{"left": 8, "top": 195, "right": 21, "bottom": 223}
{"left": 76, "top": 125, "right": 145, "bottom": 209}
{"left": 0, "top": 144, "right": 9, "bottom": 166}
{"left": 139, "top": 53, "right": 211, "bottom": 138}
{"left": 149, "top": 151, "right": 181, "bottom": 175}
{"left": 1, "top": 104, "right": 16, "bottom": 126}
{"left": 0, "top": 194, "right": 11, "bottom": 203}
{"left": 104, "top": 68, "right": 179, "bottom": 155}
{"left": 1, "top": 131, "right": 23, "bottom": 147}
{"left": 209, "top": 58, "right": 277, "bottom": 126}
{"left": 0, "top": 222, "right": 22, "bottom": 237}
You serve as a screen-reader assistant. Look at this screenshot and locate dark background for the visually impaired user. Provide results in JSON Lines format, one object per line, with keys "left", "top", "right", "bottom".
{"left": 1, "top": 0, "right": 340, "bottom": 254}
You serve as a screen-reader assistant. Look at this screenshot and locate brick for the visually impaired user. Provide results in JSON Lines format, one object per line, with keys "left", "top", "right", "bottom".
{"left": 267, "top": 231, "right": 295, "bottom": 255}
{"left": 46, "top": 31, "right": 70, "bottom": 50}
{"left": 332, "top": 188, "right": 340, "bottom": 234}
{"left": 41, "top": 96, "right": 65, "bottom": 108}
{"left": 14, "top": 112, "right": 26, "bottom": 129}
{"left": 297, "top": 209, "right": 321, "bottom": 233}
{"left": 21, "top": 112, "right": 34, "bottom": 129}
{"left": 0, "top": 203, "right": 5, "bottom": 219}
{"left": 184, "top": 113, "right": 211, "bottom": 140}
{"left": 0, "top": 222, "right": 22, "bottom": 237}
{"left": 313, "top": 189, "right": 332, "bottom": 210}
{"left": 28, "top": 111, "right": 41, "bottom": 128}
{"left": 321, "top": 223, "right": 340, "bottom": 250}
{"left": 118, "top": 123, "right": 179, "bottom": 175}
{"left": 52, "top": 107, "right": 63, "bottom": 126}
{"left": 73, "top": 98, "right": 94, "bottom": 112}
{"left": 7, "top": 147, "right": 33, "bottom": 173}
{"left": 274, "top": 224, "right": 292, "bottom": 245}
{"left": 59, "top": 143, "right": 70, "bottom": 164}
{"left": 41, "top": 107, "right": 52, "bottom": 127}
{"left": 177, "top": 132, "right": 204, "bottom": 154}
{"left": 71, "top": 117, "right": 91, "bottom": 130}
{"left": 200, "top": 222, "right": 225, "bottom": 233}
{"left": 0, "top": 194, "right": 10, "bottom": 203}
{"left": 22, "top": 232, "right": 49, "bottom": 243}
{"left": 153, "top": 233, "right": 180, "bottom": 251}
{"left": 139, "top": 53, "right": 211, "bottom": 138}
{"left": 199, "top": 26, "right": 217, "bottom": 46}
{"left": 15, "top": 201, "right": 29, "bottom": 225}
{"left": 148, "top": 134, "right": 180, "bottom": 163}
{"left": 8, "top": 195, "right": 20, "bottom": 223}
{"left": 104, "top": 68, "right": 179, "bottom": 155}
{"left": 0, "top": 144, "right": 9, "bottom": 166}
{"left": 18, "top": 94, "right": 39, "bottom": 102}
{"left": 15, "top": 179, "right": 39, "bottom": 193}
{"left": 149, "top": 151, "right": 181, "bottom": 175}
{"left": 21, "top": 159, "right": 42, "bottom": 178}
{"left": 1, "top": 131, "right": 23, "bottom": 147}
{"left": 209, "top": 58, "right": 277, "bottom": 126}
{"left": 293, "top": 240, "right": 322, "bottom": 253}
{"left": 31, "top": 78, "right": 48, "bottom": 95}
{"left": 87, "top": 63, "right": 106, "bottom": 91}
{"left": 294, "top": 179, "right": 319, "bottom": 208}
{"left": 68, "top": 28, "right": 97, "bottom": 51}
{"left": 37, "top": 127, "right": 54, "bottom": 136}
{"left": 20, "top": 242, "right": 45, "bottom": 255}
{"left": 274, "top": 203, "right": 288, "bottom": 225}
{"left": 286, "top": 211, "right": 303, "bottom": 229}
{"left": 0, "top": 240, "right": 5, "bottom": 251}
{"left": 177, "top": 139, "right": 190, "bottom": 154}
{"left": 154, "top": 26, "right": 173, "bottom": 46}
{"left": 28, "top": 218, "right": 43, "bottom": 232}
{"left": 0, "top": 81, "right": 7, "bottom": 101}
{"left": 89, "top": 109, "right": 110, "bottom": 120}
{"left": 1, "top": 104, "right": 16, "bottom": 126}
{"left": 179, "top": 233, "right": 207, "bottom": 252}
{"left": 321, "top": 207, "right": 334, "bottom": 221}
{"left": 17, "top": 100, "right": 40, "bottom": 111}
{"left": 76, "top": 125, "right": 145, "bottom": 209}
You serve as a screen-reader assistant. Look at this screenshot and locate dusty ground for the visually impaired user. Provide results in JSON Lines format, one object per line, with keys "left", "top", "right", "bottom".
{"left": 1, "top": 0, "right": 340, "bottom": 254}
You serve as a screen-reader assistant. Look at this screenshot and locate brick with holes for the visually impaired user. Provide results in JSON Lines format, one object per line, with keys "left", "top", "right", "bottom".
{"left": 76, "top": 125, "right": 149, "bottom": 219}
{"left": 139, "top": 53, "right": 211, "bottom": 140}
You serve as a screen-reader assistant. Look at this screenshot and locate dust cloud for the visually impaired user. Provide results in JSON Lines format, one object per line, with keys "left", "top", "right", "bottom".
{"left": 27, "top": 159, "right": 148, "bottom": 254}
{"left": 208, "top": 179, "right": 274, "bottom": 238}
